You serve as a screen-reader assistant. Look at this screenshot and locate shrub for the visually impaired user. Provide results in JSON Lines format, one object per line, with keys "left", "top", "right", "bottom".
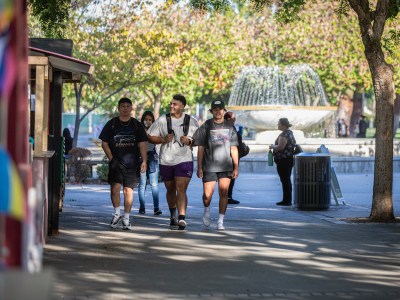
{"left": 68, "top": 147, "right": 92, "bottom": 183}
{"left": 96, "top": 155, "right": 109, "bottom": 182}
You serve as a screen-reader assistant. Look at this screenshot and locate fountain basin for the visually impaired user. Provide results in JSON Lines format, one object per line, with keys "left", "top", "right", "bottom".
{"left": 227, "top": 105, "right": 336, "bottom": 131}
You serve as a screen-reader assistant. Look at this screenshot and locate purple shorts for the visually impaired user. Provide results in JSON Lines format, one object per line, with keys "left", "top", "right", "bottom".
{"left": 159, "top": 161, "right": 194, "bottom": 182}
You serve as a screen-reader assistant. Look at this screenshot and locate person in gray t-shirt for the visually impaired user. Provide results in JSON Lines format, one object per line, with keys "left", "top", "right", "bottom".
{"left": 193, "top": 99, "right": 239, "bottom": 230}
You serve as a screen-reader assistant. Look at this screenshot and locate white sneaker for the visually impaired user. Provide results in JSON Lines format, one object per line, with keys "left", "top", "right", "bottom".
{"left": 203, "top": 213, "right": 211, "bottom": 227}
{"left": 217, "top": 222, "right": 225, "bottom": 230}
{"left": 122, "top": 218, "right": 132, "bottom": 230}
{"left": 178, "top": 219, "right": 187, "bottom": 230}
{"left": 110, "top": 214, "right": 122, "bottom": 228}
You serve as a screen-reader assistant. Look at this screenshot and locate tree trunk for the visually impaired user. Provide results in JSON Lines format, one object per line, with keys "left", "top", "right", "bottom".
{"left": 154, "top": 94, "right": 162, "bottom": 119}
{"left": 348, "top": 0, "right": 396, "bottom": 221}
{"left": 369, "top": 60, "right": 395, "bottom": 221}
{"left": 72, "top": 83, "right": 83, "bottom": 148}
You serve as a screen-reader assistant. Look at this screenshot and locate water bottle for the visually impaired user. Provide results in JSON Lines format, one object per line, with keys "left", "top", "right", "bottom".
{"left": 268, "top": 150, "right": 274, "bottom": 166}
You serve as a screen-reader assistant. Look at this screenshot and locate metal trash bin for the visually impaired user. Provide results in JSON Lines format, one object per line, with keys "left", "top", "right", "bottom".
{"left": 294, "top": 153, "right": 331, "bottom": 210}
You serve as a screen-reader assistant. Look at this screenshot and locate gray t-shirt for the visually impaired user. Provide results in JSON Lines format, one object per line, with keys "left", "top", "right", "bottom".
{"left": 193, "top": 120, "right": 238, "bottom": 172}
{"left": 147, "top": 114, "right": 199, "bottom": 166}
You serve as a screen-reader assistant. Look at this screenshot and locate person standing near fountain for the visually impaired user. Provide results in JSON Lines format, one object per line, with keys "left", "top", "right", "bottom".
{"left": 269, "top": 118, "right": 297, "bottom": 206}
{"left": 193, "top": 99, "right": 239, "bottom": 230}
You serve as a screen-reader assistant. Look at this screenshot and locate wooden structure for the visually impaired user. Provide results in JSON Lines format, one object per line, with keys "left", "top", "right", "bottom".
{"left": 28, "top": 41, "right": 94, "bottom": 237}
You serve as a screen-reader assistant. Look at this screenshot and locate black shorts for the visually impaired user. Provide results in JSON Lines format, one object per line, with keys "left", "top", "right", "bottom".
{"left": 108, "top": 158, "right": 137, "bottom": 188}
{"left": 202, "top": 171, "right": 232, "bottom": 183}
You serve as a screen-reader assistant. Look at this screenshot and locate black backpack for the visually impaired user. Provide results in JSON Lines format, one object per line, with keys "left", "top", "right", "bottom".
{"left": 166, "top": 113, "right": 191, "bottom": 136}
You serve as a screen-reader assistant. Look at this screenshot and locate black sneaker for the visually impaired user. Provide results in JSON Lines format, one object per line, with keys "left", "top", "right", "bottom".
{"left": 228, "top": 198, "right": 240, "bottom": 204}
{"left": 178, "top": 219, "right": 187, "bottom": 230}
{"left": 154, "top": 209, "right": 162, "bottom": 215}
{"left": 170, "top": 218, "right": 179, "bottom": 230}
{"left": 139, "top": 208, "right": 145, "bottom": 214}
{"left": 110, "top": 214, "right": 122, "bottom": 228}
{"left": 276, "top": 201, "right": 292, "bottom": 206}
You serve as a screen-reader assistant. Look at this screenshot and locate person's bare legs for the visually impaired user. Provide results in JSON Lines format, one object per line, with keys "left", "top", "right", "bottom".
{"left": 202, "top": 180, "right": 216, "bottom": 227}
{"left": 122, "top": 186, "right": 133, "bottom": 214}
{"left": 110, "top": 183, "right": 122, "bottom": 228}
{"left": 164, "top": 180, "right": 179, "bottom": 229}
{"left": 217, "top": 177, "right": 231, "bottom": 230}
{"left": 173, "top": 176, "right": 191, "bottom": 229}
{"left": 164, "top": 180, "right": 177, "bottom": 210}
{"left": 175, "top": 176, "right": 191, "bottom": 216}
{"left": 217, "top": 178, "right": 230, "bottom": 214}
{"left": 111, "top": 183, "right": 121, "bottom": 208}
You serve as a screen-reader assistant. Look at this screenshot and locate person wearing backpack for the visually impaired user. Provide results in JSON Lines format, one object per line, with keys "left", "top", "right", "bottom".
{"left": 99, "top": 98, "right": 148, "bottom": 230}
{"left": 147, "top": 94, "right": 199, "bottom": 230}
{"left": 193, "top": 99, "right": 239, "bottom": 230}
{"left": 269, "top": 118, "right": 297, "bottom": 206}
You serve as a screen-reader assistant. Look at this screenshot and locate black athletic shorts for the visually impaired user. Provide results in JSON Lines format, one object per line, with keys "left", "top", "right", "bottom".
{"left": 202, "top": 171, "right": 232, "bottom": 183}
{"left": 108, "top": 158, "right": 137, "bottom": 188}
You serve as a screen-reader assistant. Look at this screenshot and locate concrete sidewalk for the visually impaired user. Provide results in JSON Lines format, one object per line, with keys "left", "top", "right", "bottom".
{"left": 43, "top": 173, "right": 400, "bottom": 300}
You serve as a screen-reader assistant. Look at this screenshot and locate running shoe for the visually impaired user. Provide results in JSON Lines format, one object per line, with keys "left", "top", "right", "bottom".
{"left": 110, "top": 214, "right": 122, "bottom": 228}
{"left": 203, "top": 213, "right": 211, "bottom": 227}
{"left": 154, "top": 209, "right": 162, "bottom": 216}
{"left": 178, "top": 219, "right": 187, "bottom": 230}
{"left": 122, "top": 218, "right": 132, "bottom": 230}
{"left": 170, "top": 217, "right": 179, "bottom": 230}
{"left": 217, "top": 222, "right": 225, "bottom": 231}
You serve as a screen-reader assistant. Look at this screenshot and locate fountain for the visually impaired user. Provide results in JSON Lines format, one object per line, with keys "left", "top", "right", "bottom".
{"left": 227, "top": 65, "right": 336, "bottom": 132}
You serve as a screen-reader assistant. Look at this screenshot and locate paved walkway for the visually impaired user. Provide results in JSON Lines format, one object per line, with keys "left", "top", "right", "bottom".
{"left": 43, "top": 173, "right": 400, "bottom": 299}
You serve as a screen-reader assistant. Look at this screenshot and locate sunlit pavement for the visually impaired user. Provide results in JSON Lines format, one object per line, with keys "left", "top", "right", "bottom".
{"left": 43, "top": 173, "right": 400, "bottom": 300}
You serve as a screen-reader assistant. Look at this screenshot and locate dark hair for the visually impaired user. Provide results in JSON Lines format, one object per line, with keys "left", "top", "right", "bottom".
{"left": 172, "top": 94, "right": 186, "bottom": 107}
{"left": 224, "top": 111, "right": 234, "bottom": 120}
{"left": 279, "top": 118, "right": 292, "bottom": 128}
{"left": 141, "top": 111, "right": 155, "bottom": 124}
{"left": 118, "top": 97, "right": 132, "bottom": 106}
{"left": 63, "top": 128, "right": 72, "bottom": 138}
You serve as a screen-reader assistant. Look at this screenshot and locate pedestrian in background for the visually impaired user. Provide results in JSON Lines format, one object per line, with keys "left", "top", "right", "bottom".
{"left": 138, "top": 111, "right": 162, "bottom": 216}
{"left": 99, "top": 98, "right": 148, "bottom": 230}
{"left": 269, "top": 118, "right": 296, "bottom": 206}
{"left": 224, "top": 111, "right": 249, "bottom": 204}
{"left": 357, "top": 115, "right": 368, "bottom": 138}
{"left": 62, "top": 128, "right": 73, "bottom": 157}
{"left": 193, "top": 99, "right": 239, "bottom": 230}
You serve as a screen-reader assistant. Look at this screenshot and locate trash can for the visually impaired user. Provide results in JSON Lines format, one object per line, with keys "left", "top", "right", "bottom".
{"left": 294, "top": 153, "right": 331, "bottom": 210}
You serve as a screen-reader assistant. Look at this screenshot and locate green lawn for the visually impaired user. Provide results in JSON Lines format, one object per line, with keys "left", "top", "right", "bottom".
{"left": 367, "top": 128, "right": 400, "bottom": 139}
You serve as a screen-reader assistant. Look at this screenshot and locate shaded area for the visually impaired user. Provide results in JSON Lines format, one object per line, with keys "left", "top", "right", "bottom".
{"left": 44, "top": 174, "right": 400, "bottom": 299}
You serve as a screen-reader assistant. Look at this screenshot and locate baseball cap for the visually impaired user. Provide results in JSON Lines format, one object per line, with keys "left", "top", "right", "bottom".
{"left": 210, "top": 99, "right": 226, "bottom": 110}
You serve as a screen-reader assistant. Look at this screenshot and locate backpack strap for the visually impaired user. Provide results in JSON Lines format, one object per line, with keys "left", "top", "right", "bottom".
{"left": 204, "top": 119, "right": 211, "bottom": 149}
{"left": 166, "top": 113, "right": 190, "bottom": 136}
{"left": 166, "top": 113, "right": 173, "bottom": 134}
{"left": 183, "top": 114, "right": 190, "bottom": 136}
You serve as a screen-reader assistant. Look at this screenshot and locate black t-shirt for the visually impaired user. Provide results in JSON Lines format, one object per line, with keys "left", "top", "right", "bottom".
{"left": 99, "top": 117, "right": 148, "bottom": 169}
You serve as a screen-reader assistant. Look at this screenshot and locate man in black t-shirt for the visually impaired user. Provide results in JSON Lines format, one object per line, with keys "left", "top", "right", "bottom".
{"left": 99, "top": 98, "right": 148, "bottom": 230}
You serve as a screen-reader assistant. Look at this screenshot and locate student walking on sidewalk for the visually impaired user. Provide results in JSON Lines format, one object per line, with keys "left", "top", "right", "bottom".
{"left": 193, "top": 99, "right": 239, "bottom": 230}
{"left": 99, "top": 98, "right": 148, "bottom": 230}
{"left": 138, "top": 111, "right": 162, "bottom": 216}
{"left": 147, "top": 94, "right": 199, "bottom": 230}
